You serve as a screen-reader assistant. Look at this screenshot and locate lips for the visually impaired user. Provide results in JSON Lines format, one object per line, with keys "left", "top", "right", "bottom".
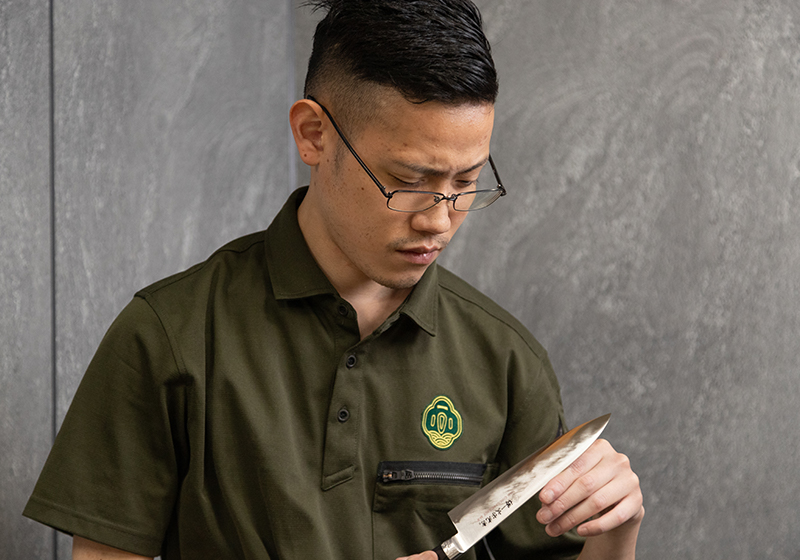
{"left": 397, "top": 245, "right": 442, "bottom": 266}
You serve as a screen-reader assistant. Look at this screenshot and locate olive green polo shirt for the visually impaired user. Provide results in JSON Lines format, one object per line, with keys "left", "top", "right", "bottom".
{"left": 24, "top": 188, "right": 583, "bottom": 559}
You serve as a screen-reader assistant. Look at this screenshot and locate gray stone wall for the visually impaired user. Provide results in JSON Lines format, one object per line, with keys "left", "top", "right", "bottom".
{"left": 2, "top": 1, "right": 798, "bottom": 558}
{"left": 1, "top": 1, "right": 53, "bottom": 558}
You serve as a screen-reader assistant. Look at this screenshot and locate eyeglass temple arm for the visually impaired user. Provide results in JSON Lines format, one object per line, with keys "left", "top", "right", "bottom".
{"left": 487, "top": 155, "right": 506, "bottom": 195}
{"left": 308, "top": 95, "right": 505, "bottom": 198}
{"left": 305, "top": 95, "right": 392, "bottom": 199}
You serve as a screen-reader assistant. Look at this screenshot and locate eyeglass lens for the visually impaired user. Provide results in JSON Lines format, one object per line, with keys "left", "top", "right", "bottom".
{"left": 387, "top": 162, "right": 502, "bottom": 212}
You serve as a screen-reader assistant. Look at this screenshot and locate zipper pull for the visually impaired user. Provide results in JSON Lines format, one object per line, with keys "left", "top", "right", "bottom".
{"left": 382, "top": 469, "right": 415, "bottom": 482}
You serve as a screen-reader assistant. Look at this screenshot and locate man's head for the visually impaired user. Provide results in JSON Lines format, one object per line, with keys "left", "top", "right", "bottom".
{"left": 303, "top": 0, "right": 498, "bottom": 132}
{"left": 292, "top": 0, "right": 499, "bottom": 297}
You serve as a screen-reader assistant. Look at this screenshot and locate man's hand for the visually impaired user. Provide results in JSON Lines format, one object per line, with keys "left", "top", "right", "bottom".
{"left": 536, "top": 438, "right": 644, "bottom": 558}
{"left": 72, "top": 536, "right": 153, "bottom": 560}
{"left": 396, "top": 440, "right": 643, "bottom": 560}
{"left": 395, "top": 553, "right": 438, "bottom": 560}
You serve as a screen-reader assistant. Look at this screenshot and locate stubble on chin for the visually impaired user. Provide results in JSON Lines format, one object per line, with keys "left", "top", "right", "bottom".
{"left": 370, "top": 235, "right": 449, "bottom": 290}
{"left": 373, "top": 274, "right": 423, "bottom": 291}
{"left": 371, "top": 258, "right": 432, "bottom": 291}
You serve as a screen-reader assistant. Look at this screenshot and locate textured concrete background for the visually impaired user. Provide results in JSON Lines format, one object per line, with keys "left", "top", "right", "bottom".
{"left": 2, "top": 0, "right": 799, "bottom": 558}
{"left": 1, "top": 1, "right": 53, "bottom": 558}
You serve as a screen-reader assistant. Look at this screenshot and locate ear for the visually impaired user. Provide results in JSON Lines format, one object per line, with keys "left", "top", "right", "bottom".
{"left": 290, "top": 99, "right": 326, "bottom": 166}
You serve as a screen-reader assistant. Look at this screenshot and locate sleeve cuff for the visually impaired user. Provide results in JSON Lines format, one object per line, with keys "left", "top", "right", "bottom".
{"left": 22, "top": 496, "right": 163, "bottom": 558}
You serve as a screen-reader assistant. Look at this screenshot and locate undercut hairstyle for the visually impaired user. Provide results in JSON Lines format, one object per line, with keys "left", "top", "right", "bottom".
{"left": 303, "top": 0, "right": 498, "bottom": 134}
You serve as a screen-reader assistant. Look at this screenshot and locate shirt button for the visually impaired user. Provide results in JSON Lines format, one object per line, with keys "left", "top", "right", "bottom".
{"left": 337, "top": 407, "right": 350, "bottom": 423}
{"left": 337, "top": 304, "right": 348, "bottom": 317}
{"left": 345, "top": 354, "right": 357, "bottom": 368}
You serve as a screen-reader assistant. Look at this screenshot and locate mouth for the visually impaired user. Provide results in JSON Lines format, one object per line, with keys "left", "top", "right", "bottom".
{"left": 397, "top": 245, "right": 443, "bottom": 266}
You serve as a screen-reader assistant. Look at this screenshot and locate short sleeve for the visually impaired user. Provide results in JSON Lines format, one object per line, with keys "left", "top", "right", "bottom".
{"left": 23, "top": 296, "right": 185, "bottom": 557}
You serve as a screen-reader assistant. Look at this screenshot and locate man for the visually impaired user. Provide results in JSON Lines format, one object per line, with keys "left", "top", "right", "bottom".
{"left": 24, "top": 1, "right": 644, "bottom": 558}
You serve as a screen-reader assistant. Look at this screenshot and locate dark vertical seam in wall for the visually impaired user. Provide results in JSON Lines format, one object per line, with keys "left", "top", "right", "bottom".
{"left": 287, "top": 0, "right": 297, "bottom": 191}
{"left": 48, "top": 0, "right": 58, "bottom": 557}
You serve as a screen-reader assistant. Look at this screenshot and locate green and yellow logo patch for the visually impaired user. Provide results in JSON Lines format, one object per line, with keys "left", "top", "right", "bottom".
{"left": 422, "top": 395, "right": 462, "bottom": 449}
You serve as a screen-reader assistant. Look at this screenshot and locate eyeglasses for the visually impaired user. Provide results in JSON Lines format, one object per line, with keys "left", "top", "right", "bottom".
{"left": 307, "top": 96, "right": 507, "bottom": 213}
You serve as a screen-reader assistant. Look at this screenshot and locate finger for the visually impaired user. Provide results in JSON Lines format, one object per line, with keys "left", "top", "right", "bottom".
{"left": 538, "top": 442, "right": 620, "bottom": 523}
{"left": 576, "top": 498, "right": 645, "bottom": 537}
{"left": 542, "top": 468, "right": 640, "bottom": 537}
{"left": 538, "top": 444, "right": 640, "bottom": 534}
{"left": 395, "top": 552, "right": 438, "bottom": 560}
{"left": 539, "top": 439, "right": 609, "bottom": 505}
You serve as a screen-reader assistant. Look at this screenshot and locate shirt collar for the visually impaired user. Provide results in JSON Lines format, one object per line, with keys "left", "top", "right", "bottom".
{"left": 265, "top": 187, "right": 439, "bottom": 335}
{"left": 397, "top": 261, "right": 438, "bottom": 336}
{"left": 265, "top": 187, "right": 336, "bottom": 299}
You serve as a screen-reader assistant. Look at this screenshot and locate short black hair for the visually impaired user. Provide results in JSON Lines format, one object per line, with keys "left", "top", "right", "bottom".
{"left": 303, "top": 0, "right": 498, "bottom": 113}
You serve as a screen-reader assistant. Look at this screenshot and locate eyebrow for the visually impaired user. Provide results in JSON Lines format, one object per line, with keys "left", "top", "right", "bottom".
{"left": 390, "top": 157, "right": 489, "bottom": 177}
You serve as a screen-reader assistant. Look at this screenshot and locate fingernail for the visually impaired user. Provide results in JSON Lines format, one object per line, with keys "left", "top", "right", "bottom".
{"left": 540, "top": 489, "right": 554, "bottom": 503}
{"left": 538, "top": 508, "right": 553, "bottom": 523}
{"left": 547, "top": 523, "right": 562, "bottom": 537}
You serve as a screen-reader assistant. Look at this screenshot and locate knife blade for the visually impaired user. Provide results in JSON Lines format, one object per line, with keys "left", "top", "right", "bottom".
{"left": 432, "top": 413, "right": 611, "bottom": 560}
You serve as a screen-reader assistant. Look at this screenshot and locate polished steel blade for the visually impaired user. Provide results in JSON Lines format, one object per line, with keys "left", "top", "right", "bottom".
{"left": 439, "top": 414, "right": 610, "bottom": 558}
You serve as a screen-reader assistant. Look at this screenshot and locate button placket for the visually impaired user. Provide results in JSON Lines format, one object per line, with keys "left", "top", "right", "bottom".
{"left": 321, "top": 344, "right": 365, "bottom": 490}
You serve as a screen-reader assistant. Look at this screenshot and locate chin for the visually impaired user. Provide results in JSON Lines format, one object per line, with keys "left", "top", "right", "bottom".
{"left": 374, "top": 274, "right": 423, "bottom": 291}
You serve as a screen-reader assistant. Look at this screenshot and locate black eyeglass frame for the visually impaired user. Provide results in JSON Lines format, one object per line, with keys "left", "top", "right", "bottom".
{"left": 307, "top": 95, "right": 507, "bottom": 213}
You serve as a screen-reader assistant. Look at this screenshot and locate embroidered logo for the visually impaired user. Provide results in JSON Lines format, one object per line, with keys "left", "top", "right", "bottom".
{"left": 422, "top": 395, "right": 463, "bottom": 450}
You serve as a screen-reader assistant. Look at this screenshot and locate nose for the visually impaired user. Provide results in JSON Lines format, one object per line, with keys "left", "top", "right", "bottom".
{"left": 410, "top": 198, "right": 453, "bottom": 235}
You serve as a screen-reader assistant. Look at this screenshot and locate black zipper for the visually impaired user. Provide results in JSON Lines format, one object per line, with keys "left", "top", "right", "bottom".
{"left": 378, "top": 461, "right": 486, "bottom": 487}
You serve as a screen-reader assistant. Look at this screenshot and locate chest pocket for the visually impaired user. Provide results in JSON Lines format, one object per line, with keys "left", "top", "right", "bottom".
{"left": 372, "top": 461, "right": 497, "bottom": 560}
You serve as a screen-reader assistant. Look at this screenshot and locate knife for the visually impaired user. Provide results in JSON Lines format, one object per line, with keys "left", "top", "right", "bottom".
{"left": 432, "top": 413, "right": 611, "bottom": 560}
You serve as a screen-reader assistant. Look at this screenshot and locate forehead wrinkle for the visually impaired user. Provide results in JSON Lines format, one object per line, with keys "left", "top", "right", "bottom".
{"left": 390, "top": 156, "right": 489, "bottom": 177}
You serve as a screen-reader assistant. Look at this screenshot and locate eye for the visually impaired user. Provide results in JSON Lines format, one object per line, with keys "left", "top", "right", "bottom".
{"left": 455, "top": 177, "right": 478, "bottom": 190}
{"left": 391, "top": 175, "right": 425, "bottom": 188}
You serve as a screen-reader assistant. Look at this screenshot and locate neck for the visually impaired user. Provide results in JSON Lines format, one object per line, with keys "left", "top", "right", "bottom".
{"left": 343, "top": 284, "right": 411, "bottom": 339}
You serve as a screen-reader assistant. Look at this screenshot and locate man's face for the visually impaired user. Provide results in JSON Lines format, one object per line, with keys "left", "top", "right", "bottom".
{"left": 308, "top": 92, "right": 495, "bottom": 292}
